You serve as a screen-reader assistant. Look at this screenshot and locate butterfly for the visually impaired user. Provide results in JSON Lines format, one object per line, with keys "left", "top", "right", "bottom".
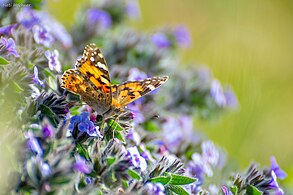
{"left": 61, "top": 43, "right": 168, "bottom": 118}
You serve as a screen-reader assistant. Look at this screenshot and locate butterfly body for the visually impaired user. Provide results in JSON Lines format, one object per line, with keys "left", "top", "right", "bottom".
{"left": 61, "top": 43, "right": 168, "bottom": 117}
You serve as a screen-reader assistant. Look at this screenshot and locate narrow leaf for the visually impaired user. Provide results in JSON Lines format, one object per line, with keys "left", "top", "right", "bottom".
{"left": 246, "top": 185, "right": 263, "bottom": 195}
{"left": 150, "top": 175, "right": 171, "bottom": 185}
{"left": 169, "top": 173, "right": 197, "bottom": 185}
{"left": 107, "top": 119, "right": 123, "bottom": 131}
{"left": 76, "top": 143, "right": 90, "bottom": 161}
{"left": 128, "top": 169, "right": 141, "bottom": 180}
{"left": 0, "top": 57, "right": 9, "bottom": 65}
{"left": 168, "top": 185, "right": 189, "bottom": 195}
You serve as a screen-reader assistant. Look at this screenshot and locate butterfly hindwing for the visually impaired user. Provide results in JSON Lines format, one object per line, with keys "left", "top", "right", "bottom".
{"left": 112, "top": 76, "right": 169, "bottom": 108}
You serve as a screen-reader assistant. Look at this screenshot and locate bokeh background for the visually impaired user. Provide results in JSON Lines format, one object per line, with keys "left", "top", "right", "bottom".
{"left": 47, "top": 0, "right": 293, "bottom": 186}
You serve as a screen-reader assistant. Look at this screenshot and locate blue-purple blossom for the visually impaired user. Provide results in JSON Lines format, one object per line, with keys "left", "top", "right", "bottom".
{"left": 17, "top": 7, "right": 40, "bottom": 29}
{"left": 25, "top": 131, "right": 43, "bottom": 156}
{"left": 221, "top": 186, "right": 233, "bottom": 195}
{"left": 32, "top": 156, "right": 51, "bottom": 178}
{"left": 162, "top": 115, "right": 198, "bottom": 152}
{"left": 185, "top": 182, "right": 202, "bottom": 194}
{"left": 224, "top": 87, "right": 239, "bottom": 108}
{"left": 38, "top": 12, "right": 73, "bottom": 48}
{"left": 125, "top": 0, "right": 141, "bottom": 19}
{"left": 270, "top": 156, "right": 287, "bottom": 180}
{"left": 186, "top": 154, "right": 206, "bottom": 181}
{"left": 69, "top": 112, "right": 102, "bottom": 137}
{"left": 127, "top": 146, "right": 147, "bottom": 171}
{"left": 0, "top": 36, "right": 19, "bottom": 57}
{"left": 32, "top": 25, "right": 54, "bottom": 47}
{"left": 127, "top": 103, "right": 145, "bottom": 124}
{"left": 73, "top": 156, "right": 92, "bottom": 174}
{"left": 42, "top": 122, "right": 54, "bottom": 139}
{"left": 45, "top": 50, "right": 61, "bottom": 73}
{"left": 86, "top": 8, "right": 112, "bottom": 32}
{"left": 201, "top": 141, "right": 219, "bottom": 167}
{"left": 32, "top": 66, "right": 44, "bottom": 87}
{"left": 0, "top": 24, "right": 18, "bottom": 36}
{"left": 145, "top": 182, "right": 165, "bottom": 195}
{"left": 268, "top": 171, "right": 284, "bottom": 195}
{"left": 210, "top": 79, "right": 226, "bottom": 107}
{"left": 151, "top": 32, "right": 170, "bottom": 49}
{"left": 126, "top": 128, "right": 141, "bottom": 145}
{"left": 128, "top": 68, "right": 148, "bottom": 81}
{"left": 173, "top": 26, "right": 191, "bottom": 48}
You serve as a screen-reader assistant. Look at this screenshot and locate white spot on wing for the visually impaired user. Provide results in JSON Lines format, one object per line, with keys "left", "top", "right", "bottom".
{"left": 97, "top": 62, "right": 107, "bottom": 70}
{"left": 98, "top": 53, "right": 103, "bottom": 58}
{"left": 148, "top": 85, "right": 156, "bottom": 91}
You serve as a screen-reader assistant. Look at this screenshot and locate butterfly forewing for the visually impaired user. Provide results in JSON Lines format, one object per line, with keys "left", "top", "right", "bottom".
{"left": 111, "top": 76, "right": 168, "bottom": 108}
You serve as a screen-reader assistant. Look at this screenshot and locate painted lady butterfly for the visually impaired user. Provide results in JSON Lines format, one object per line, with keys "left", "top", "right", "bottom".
{"left": 61, "top": 43, "right": 168, "bottom": 118}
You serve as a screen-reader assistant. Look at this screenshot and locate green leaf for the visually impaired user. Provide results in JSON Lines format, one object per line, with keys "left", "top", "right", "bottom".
{"left": 0, "top": 57, "right": 9, "bottom": 66}
{"left": 150, "top": 175, "right": 171, "bottom": 185}
{"left": 107, "top": 157, "right": 116, "bottom": 166}
{"left": 49, "top": 176, "right": 72, "bottom": 185}
{"left": 144, "top": 121, "right": 159, "bottom": 132}
{"left": 76, "top": 143, "right": 90, "bottom": 161}
{"left": 246, "top": 185, "right": 263, "bottom": 195}
{"left": 13, "top": 81, "right": 24, "bottom": 93}
{"left": 169, "top": 173, "right": 197, "bottom": 185}
{"left": 114, "top": 131, "right": 125, "bottom": 143}
{"left": 168, "top": 185, "right": 189, "bottom": 195}
{"left": 44, "top": 69, "right": 55, "bottom": 78}
{"left": 230, "top": 185, "right": 238, "bottom": 194}
{"left": 39, "top": 104, "right": 55, "bottom": 117}
{"left": 128, "top": 169, "right": 141, "bottom": 180}
{"left": 107, "top": 119, "right": 123, "bottom": 131}
{"left": 69, "top": 106, "right": 80, "bottom": 115}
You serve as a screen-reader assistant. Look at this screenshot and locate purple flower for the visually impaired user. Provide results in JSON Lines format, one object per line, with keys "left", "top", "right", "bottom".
{"left": 127, "top": 146, "right": 147, "bottom": 171}
{"left": 145, "top": 182, "right": 165, "bottom": 195}
{"left": 126, "top": 128, "right": 141, "bottom": 145}
{"left": 0, "top": 36, "right": 19, "bottom": 57}
{"left": 270, "top": 156, "right": 287, "bottom": 180}
{"left": 221, "top": 186, "right": 233, "bottom": 195}
{"left": 69, "top": 112, "right": 102, "bottom": 137}
{"left": 128, "top": 68, "right": 148, "bottom": 81}
{"left": 268, "top": 171, "right": 284, "bottom": 195}
{"left": 127, "top": 103, "right": 144, "bottom": 124}
{"left": 151, "top": 32, "right": 170, "bottom": 48}
{"left": 210, "top": 79, "right": 226, "bottom": 107}
{"left": 186, "top": 182, "right": 202, "bottom": 194}
{"left": 0, "top": 24, "right": 18, "bottom": 36}
{"left": 38, "top": 12, "right": 73, "bottom": 48}
{"left": 42, "top": 122, "right": 54, "bottom": 139}
{"left": 186, "top": 153, "right": 206, "bottom": 180}
{"left": 73, "top": 156, "right": 92, "bottom": 174}
{"left": 45, "top": 50, "right": 61, "bottom": 72}
{"left": 201, "top": 141, "right": 219, "bottom": 167}
{"left": 87, "top": 8, "right": 112, "bottom": 32}
{"left": 32, "top": 156, "right": 51, "bottom": 178}
{"left": 32, "top": 66, "right": 44, "bottom": 87}
{"left": 25, "top": 131, "right": 43, "bottom": 156}
{"left": 224, "top": 88, "right": 239, "bottom": 108}
{"left": 162, "top": 115, "right": 198, "bottom": 152}
{"left": 173, "top": 26, "right": 191, "bottom": 48}
{"left": 17, "top": 7, "right": 40, "bottom": 29}
{"left": 32, "top": 25, "right": 54, "bottom": 47}
{"left": 125, "top": 0, "right": 141, "bottom": 19}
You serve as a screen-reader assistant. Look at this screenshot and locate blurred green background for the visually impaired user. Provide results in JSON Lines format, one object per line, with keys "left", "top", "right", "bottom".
{"left": 47, "top": 0, "right": 293, "bottom": 186}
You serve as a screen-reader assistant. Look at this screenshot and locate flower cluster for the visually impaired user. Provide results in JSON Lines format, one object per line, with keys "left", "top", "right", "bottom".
{"left": 0, "top": 0, "right": 287, "bottom": 195}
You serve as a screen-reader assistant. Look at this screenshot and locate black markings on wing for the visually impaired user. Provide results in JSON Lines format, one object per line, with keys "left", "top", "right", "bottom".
{"left": 112, "top": 76, "right": 169, "bottom": 108}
